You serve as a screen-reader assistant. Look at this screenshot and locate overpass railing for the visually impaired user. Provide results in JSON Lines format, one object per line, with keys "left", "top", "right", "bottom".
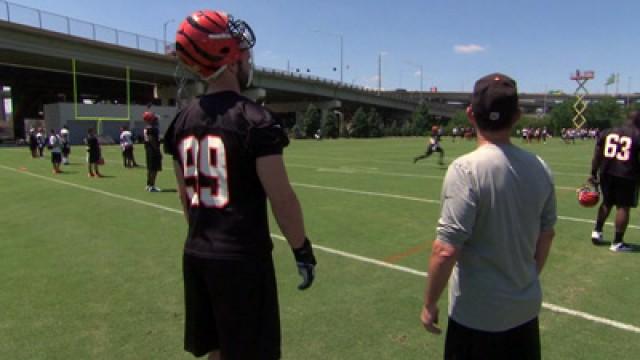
{"left": 0, "top": 0, "right": 418, "bottom": 104}
{"left": 0, "top": 0, "right": 168, "bottom": 54}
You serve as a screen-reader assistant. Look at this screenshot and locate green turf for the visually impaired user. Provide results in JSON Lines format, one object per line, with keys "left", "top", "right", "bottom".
{"left": 1, "top": 137, "right": 639, "bottom": 359}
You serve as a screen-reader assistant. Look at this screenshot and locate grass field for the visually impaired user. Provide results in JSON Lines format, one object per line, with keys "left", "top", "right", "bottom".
{"left": 2, "top": 137, "right": 640, "bottom": 359}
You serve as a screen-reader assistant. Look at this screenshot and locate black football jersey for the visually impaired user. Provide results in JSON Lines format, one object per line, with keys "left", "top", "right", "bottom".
{"left": 164, "top": 91, "right": 289, "bottom": 259}
{"left": 594, "top": 126, "right": 640, "bottom": 179}
{"left": 144, "top": 126, "right": 161, "bottom": 153}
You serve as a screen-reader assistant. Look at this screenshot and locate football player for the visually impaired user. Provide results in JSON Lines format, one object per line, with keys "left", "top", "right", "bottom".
{"left": 36, "top": 128, "right": 45, "bottom": 157}
{"left": 164, "top": 10, "right": 317, "bottom": 360}
{"left": 414, "top": 125, "right": 445, "bottom": 165}
{"left": 48, "top": 129, "right": 62, "bottom": 174}
{"left": 119, "top": 126, "right": 134, "bottom": 168}
{"left": 143, "top": 111, "right": 162, "bottom": 192}
{"left": 60, "top": 125, "right": 71, "bottom": 164}
{"left": 589, "top": 111, "right": 640, "bottom": 252}
{"left": 84, "top": 128, "right": 102, "bottom": 177}
{"left": 28, "top": 128, "right": 38, "bottom": 158}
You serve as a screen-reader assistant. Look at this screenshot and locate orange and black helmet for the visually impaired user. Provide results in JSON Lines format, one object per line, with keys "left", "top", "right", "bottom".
{"left": 175, "top": 10, "right": 255, "bottom": 80}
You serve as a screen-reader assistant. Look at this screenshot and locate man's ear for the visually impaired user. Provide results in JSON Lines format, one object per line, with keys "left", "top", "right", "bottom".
{"left": 466, "top": 106, "right": 476, "bottom": 127}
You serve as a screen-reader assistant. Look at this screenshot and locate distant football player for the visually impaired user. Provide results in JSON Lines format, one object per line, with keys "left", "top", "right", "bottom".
{"left": 589, "top": 111, "right": 640, "bottom": 252}
{"left": 60, "top": 125, "right": 71, "bottom": 164}
{"left": 414, "top": 125, "right": 445, "bottom": 165}
{"left": 119, "top": 126, "right": 134, "bottom": 168}
{"left": 36, "top": 128, "right": 45, "bottom": 157}
{"left": 84, "top": 128, "right": 102, "bottom": 177}
{"left": 48, "top": 129, "right": 62, "bottom": 174}
{"left": 451, "top": 126, "right": 459, "bottom": 142}
{"left": 28, "top": 127, "right": 38, "bottom": 158}
{"left": 143, "top": 111, "right": 162, "bottom": 192}
{"left": 165, "top": 10, "right": 316, "bottom": 359}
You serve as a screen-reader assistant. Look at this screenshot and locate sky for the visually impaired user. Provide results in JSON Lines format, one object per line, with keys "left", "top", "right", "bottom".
{"left": 4, "top": 0, "right": 640, "bottom": 94}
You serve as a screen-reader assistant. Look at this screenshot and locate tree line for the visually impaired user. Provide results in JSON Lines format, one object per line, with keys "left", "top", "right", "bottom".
{"left": 294, "top": 102, "right": 436, "bottom": 139}
{"left": 292, "top": 97, "right": 640, "bottom": 139}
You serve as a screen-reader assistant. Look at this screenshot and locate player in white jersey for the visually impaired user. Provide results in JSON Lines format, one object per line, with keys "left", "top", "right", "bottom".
{"left": 48, "top": 129, "right": 62, "bottom": 174}
{"left": 119, "top": 126, "right": 135, "bottom": 168}
{"left": 59, "top": 126, "right": 70, "bottom": 164}
{"left": 36, "top": 128, "right": 45, "bottom": 157}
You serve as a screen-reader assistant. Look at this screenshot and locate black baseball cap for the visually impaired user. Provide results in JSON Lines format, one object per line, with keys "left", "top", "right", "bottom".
{"left": 471, "top": 73, "right": 519, "bottom": 130}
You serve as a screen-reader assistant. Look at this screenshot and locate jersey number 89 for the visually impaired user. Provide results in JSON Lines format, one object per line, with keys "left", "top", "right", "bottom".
{"left": 604, "top": 134, "right": 632, "bottom": 161}
{"left": 179, "top": 135, "right": 229, "bottom": 208}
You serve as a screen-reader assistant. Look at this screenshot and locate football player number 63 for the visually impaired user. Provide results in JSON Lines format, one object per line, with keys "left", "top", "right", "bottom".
{"left": 604, "top": 134, "right": 632, "bottom": 161}
{"left": 179, "top": 135, "right": 229, "bottom": 208}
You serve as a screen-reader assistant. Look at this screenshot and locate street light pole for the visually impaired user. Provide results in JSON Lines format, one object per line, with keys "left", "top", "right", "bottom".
{"left": 163, "top": 19, "right": 175, "bottom": 53}
{"left": 378, "top": 52, "right": 382, "bottom": 93}
{"left": 339, "top": 34, "right": 344, "bottom": 83}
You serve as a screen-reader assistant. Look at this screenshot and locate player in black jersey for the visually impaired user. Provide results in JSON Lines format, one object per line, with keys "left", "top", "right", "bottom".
{"left": 165, "top": 10, "right": 316, "bottom": 360}
{"left": 414, "top": 125, "right": 445, "bottom": 165}
{"left": 589, "top": 111, "right": 640, "bottom": 252}
{"left": 143, "top": 111, "right": 163, "bottom": 192}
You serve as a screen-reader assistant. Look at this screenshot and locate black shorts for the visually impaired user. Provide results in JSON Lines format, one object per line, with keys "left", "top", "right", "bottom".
{"left": 62, "top": 145, "right": 71, "bottom": 156}
{"left": 183, "top": 254, "right": 281, "bottom": 359}
{"left": 146, "top": 150, "right": 162, "bottom": 171}
{"left": 123, "top": 146, "right": 133, "bottom": 159}
{"left": 445, "top": 317, "right": 540, "bottom": 360}
{"left": 600, "top": 174, "right": 640, "bottom": 208}
{"left": 87, "top": 151, "right": 100, "bottom": 164}
{"left": 51, "top": 152, "right": 62, "bottom": 164}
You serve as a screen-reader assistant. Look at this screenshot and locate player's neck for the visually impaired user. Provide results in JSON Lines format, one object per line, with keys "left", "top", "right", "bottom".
{"left": 205, "top": 72, "right": 241, "bottom": 95}
{"left": 476, "top": 128, "right": 512, "bottom": 147}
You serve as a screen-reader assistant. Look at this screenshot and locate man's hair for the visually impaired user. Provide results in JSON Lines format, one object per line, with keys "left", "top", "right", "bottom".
{"left": 471, "top": 73, "right": 520, "bottom": 131}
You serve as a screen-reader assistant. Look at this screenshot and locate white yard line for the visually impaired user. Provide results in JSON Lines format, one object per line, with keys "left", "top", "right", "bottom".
{"left": 2, "top": 163, "right": 640, "bottom": 334}
{"left": 289, "top": 181, "right": 640, "bottom": 230}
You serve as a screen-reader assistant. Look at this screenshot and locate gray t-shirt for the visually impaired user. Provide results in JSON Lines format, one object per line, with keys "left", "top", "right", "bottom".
{"left": 437, "top": 143, "right": 557, "bottom": 332}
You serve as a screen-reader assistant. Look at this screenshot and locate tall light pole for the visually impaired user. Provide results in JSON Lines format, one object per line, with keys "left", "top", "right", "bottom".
{"left": 405, "top": 60, "right": 424, "bottom": 93}
{"left": 378, "top": 52, "right": 388, "bottom": 93}
{"left": 163, "top": 19, "right": 175, "bottom": 53}
{"left": 312, "top": 30, "right": 344, "bottom": 83}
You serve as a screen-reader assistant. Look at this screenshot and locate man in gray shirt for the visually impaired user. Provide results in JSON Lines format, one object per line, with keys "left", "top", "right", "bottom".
{"left": 420, "top": 73, "right": 557, "bottom": 360}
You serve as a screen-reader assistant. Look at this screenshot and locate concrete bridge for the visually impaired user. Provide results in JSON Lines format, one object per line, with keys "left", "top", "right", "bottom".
{"left": 1, "top": 18, "right": 462, "bottom": 139}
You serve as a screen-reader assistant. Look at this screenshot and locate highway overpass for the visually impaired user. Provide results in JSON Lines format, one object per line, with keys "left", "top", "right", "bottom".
{"left": 1, "top": 16, "right": 453, "bottom": 139}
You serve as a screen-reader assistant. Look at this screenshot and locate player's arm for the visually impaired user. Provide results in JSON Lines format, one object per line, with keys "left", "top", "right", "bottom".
{"left": 422, "top": 239, "right": 460, "bottom": 334}
{"left": 257, "top": 154, "right": 316, "bottom": 290}
{"left": 173, "top": 160, "right": 189, "bottom": 223}
{"left": 535, "top": 228, "right": 555, "bottom": 274}
{"left": 590, "top": 133, "right": 605, "bottom": 182}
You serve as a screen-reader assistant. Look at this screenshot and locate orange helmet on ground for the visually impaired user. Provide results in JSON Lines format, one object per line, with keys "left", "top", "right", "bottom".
{"left": 577, "top": 183, "right": 600, "bottom": 207}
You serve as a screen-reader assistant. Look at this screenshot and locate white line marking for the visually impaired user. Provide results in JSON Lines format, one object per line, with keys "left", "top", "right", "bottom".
{"left": 286, "top": 154, "right": 591, "bottom": 177}
{"left": 291, "top": 182, "right": 441, "bottom": 204}
{"left": 290, "top": 181, "right": 640, "bottom": 230}
{"left": 0, "top": 164, "right": 182, "bottom": 215}
{"left": 2, "top": 164, "right": 640, "bottom": 334}
{"left": 289, "top": 163, "right": 584, "bottom": 191}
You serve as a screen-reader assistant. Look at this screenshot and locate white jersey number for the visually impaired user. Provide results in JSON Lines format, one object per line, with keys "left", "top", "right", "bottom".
{"left": 603, "top": 134, "right": 632, "bottom": 161}
{"left": 179, "top": 135, "right": 229, "bottom": 208}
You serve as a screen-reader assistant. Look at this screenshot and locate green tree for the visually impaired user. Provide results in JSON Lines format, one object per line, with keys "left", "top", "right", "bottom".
{"left": 367, "top": 108, "right": 384, "bottom": 137}
{"left": 411, "top": 102, "right": 431, "bottom": 136}
{"left": 351, "top": 107, "right": 369, "bottom": 138}
{"left": 444, "top": 110, "right": 469, "bottom": 133}
{"left": 548, "top": 101, "right": 575, "bottom": 133}
{"left": 322, "top": 111, "right": 340, "bottom": 139}
{"left": 302, "top": 104, "right": 321, "bottom": 138}
{"left": 586, "top": 97, "right": 624, "bottom": 129}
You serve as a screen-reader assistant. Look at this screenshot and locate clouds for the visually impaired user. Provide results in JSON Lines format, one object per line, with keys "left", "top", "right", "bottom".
{"left": 453, "top": 44, "right": 486, "bottom": 54}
